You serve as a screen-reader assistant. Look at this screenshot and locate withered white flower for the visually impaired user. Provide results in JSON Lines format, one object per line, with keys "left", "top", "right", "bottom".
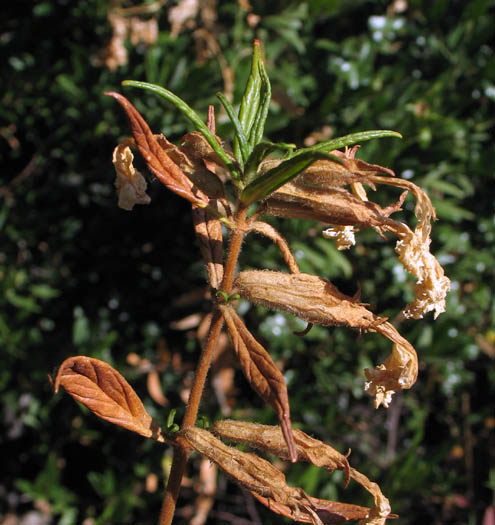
{"left": 112, "top": 141, "right": 151, "bottom": 211}
{"left": 322, "top": 225, "right": 356, "bottom": 250}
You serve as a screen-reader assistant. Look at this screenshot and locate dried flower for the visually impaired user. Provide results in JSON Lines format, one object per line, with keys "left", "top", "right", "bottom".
{"left": 112, "top": 141, "right": 151, "bottom": 210}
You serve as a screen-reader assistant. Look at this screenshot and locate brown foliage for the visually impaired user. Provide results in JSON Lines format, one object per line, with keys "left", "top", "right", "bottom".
{"left": 53, "top": 356, "right": 167, "bottom": 443}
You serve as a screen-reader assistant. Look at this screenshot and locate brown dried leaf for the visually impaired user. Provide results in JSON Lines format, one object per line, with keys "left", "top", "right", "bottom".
{"left": 181, "top": 427, "right": 320, "bottom": 524}
{"left": 250, "top": 491, "right": 370, "bottom": 524}
{"left": 105, "top": 92, "right": 209, "bottom": 207}
{"left": 53, "top": 356, "right": 167, "bottom": 443}
{"left": 234, "top": 271, "right": 379, "bottom": 330}
{"left": 192, "top": 205, "right": 224, "bottom": 288}
{"left": 220, "top": 305, "right": 298, "bottom": 462}
{"left": 265, "top": 182, "right": 402, "bottom": 228}
{"left": 212, "top": 420, "right": 350, "bottom": 485}
{"left": 156, "top": 133, "right": 227, "bottom": 200}
{"left": 182, "top": 427, "right": 374, "bottom": 524}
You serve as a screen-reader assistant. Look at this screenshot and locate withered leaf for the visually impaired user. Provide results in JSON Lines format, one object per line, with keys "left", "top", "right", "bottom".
{"left": 182, "top": 427, "right": 356, "bottom": 524}
{"left": 250, "top": 491, "right": 371, "bottom": 524}
{"left": 234, "top": 270, "right": 379, "bottom": 330}
{"left": 212, "top": 420, "right": 350, "bottom": 485}
{"left": 105, "top": 91, "right": 209, "bottom": 207}
{"left": 220, "top": 305, "right": 298, "bottom": 462}
{"left": 54, "top": 356, "right": 167, "bottom": 443}
{"left": 265, "top": 182, "right": 402, "bottom": 228}
{"left": 192, "top": 205, "right": 224, "bottom": 289}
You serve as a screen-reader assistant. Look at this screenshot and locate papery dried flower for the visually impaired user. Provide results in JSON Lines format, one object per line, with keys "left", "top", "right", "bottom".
{"left": 263, "top": 147, "right": 450, "bottom": 319}
{"left": 322, "top": 225, "right": 356, "bottom": 250}
{"left": 112, "top": 141, "right": 151, "bottom": 210}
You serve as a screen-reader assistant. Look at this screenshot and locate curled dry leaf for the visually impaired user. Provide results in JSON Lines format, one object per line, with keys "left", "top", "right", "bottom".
{"left": 105, "top": 91, "right": 210, "bottom": 208}
{"left": 234, "top": 271, "right": 418, "bottom": 407}
{"left": 212, "top": 420, "right": 350, "bottom": 485}
{"left": 250, "top": 491, "right": 371, "bottom": 524}
{"left": 112, "top": 140, "right": 151, "bottom": 210}
{"left": 220, "top": 305, "right": 298, "bottom": 462}
{"left": 53, "top": 356, "right": 167, "bottom": 443}
{"left": 157, "top": 132, "right": 227, "bottom": 201}
{"left": 192, "top": 205, "right": 224, "bottom": 288}
{"left": 265, "top": 181, "right": 404, "bottom": 231}
{"left": 182, "top": 426, "right": 365, "bottom": 524}
{"left": 235, "top": 271, "right": 378, "bottom": 330}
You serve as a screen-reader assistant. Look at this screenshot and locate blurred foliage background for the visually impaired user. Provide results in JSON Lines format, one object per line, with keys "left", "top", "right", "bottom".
{"left": 1, "top": 0, "right": 494, "bottom": 524}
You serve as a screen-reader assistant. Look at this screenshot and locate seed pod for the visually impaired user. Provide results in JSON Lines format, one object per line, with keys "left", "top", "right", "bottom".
{"left": 212, "top": 420, "right": 350, "bottom": 486}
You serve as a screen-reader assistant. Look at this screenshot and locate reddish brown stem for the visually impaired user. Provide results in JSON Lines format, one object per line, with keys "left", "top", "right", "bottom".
{"left": 159, "top": 204, "right": 248, "bottom": 525}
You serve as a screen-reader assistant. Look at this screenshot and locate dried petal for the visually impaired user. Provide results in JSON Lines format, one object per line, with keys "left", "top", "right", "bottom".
{"left": 54, "top": 356, "right": 167, "bottom": 442}
{"left": 212, "top": 420, "right": 350, "bottom": 485}
{"left": 322, "top": 226, "right": 356, "bottom": 250}
{"left": 368, "top": 174, "right": 451, "bottom": 319}
{"left": 364, "top": 322, "right": 418, "bottom": 408}
{"left": 112, "top": 142, "right": 151, "bottom": 210}
{"left": 220, "top": 305, "right": 297, "bottom": 462}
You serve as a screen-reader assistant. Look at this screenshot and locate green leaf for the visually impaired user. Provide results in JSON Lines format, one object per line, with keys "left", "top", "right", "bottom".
{"left": 244, "top": 141, "right": 296, "bottom": 184}
{"left": 241, "top": 151, "right": 343, "bottom": 205}
{"left": 294, "top": 130, "right": 402, "bottom": 156}
{"left": 247, "top": 53, "right": 271, "bottom": 149}
{"left": 216, "top": 92, "right": 249, "bottom": 165}
{"left": 122, "top": 80, "right": 241, "bottom": 183}
{"left": 235, "top": 40, "right": 263, "bottom": 162}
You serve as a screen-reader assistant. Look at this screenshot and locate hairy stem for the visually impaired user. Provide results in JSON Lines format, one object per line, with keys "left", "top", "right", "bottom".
{"left": 159, "top": 204, "right": 248, "bottom": 525}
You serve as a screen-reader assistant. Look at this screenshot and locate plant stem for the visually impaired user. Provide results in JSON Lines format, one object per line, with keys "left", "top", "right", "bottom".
{"left": 158, "top": 204, "right": 248, "bottom": 525}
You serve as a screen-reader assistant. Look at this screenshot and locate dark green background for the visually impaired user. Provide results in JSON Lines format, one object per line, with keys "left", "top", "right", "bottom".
{"left": 1, "top": 1, "right": 494, "bottom": 523}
